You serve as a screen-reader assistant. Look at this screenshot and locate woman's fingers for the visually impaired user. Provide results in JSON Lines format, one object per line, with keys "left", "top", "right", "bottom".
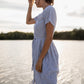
{"left": 36, "top": 64, "right": 42, "bottom": 72}
{"left": 35, "top": 58, "right": 43, "bottom": 73}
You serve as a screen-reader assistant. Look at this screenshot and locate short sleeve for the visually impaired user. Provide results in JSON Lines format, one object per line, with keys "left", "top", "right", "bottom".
{"left": 43, "top": 7, "right": 57, "bottom": 27}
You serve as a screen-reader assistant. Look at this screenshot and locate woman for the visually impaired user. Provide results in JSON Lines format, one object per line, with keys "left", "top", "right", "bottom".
{"left": 26, "top": 0, "right": 59, "bottom": 84}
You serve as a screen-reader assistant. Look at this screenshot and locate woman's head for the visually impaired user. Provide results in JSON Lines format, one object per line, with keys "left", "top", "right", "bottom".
{"left": 35, "top": 0, "right": 54, "bottom": 8}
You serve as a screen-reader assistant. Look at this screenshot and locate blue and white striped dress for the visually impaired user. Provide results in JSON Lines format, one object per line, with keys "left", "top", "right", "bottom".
{"left": 31, "top": 5, "right": 59, "bottom": 84}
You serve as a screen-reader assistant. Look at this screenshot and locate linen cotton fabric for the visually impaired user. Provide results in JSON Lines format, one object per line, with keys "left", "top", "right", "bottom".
{"left": 31, "top": 5, "right": 59, "bottom": 84}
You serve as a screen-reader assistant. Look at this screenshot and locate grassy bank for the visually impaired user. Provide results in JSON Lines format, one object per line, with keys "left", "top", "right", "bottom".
{"left": 0, "top": 28, "right": 84, "bottom": 40}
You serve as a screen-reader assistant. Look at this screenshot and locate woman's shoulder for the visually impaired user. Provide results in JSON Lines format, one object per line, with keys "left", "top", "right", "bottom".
{"left": 42, "top": 5, "right": 56, "bottom": 15}
{"left": 43, "top": 5, "right": 55, "bottom": 12}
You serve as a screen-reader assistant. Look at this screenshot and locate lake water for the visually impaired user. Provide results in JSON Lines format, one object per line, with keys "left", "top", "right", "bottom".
{"left": 0, "top": 40, "right": 84, "bottom": 84}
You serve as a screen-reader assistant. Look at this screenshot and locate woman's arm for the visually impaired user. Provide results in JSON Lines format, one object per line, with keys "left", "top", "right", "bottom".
{"left": 26, "top": 0, "right": 36, "bottom": 24}
{"left": 39, "top": 22, "right": 54, "bottom": 61}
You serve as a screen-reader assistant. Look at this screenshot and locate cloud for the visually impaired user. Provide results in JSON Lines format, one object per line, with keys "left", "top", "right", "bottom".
{"left": 0, "top": 20, "right": 19, "bottom": 24}
{"left": 0, "top": 0, "right": 37, "bottom": 12}
{"left": 67, "top": 7, "right": 84, "bottom": 17}
{"left": 0, "top": 0, "right": 27, "bottom": 11}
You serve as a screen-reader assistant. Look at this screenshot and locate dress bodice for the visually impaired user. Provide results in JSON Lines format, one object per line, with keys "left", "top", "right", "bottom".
{"left": 34, "top": 5, "right": 57, "bottom": 39}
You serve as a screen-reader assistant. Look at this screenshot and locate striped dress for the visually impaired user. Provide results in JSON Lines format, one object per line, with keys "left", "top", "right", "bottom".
{"left": 31, "top": 5, "right": 59, "bottom": 84}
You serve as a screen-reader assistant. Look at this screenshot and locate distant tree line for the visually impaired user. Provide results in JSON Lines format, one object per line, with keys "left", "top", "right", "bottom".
{"left": 53, "top": 28, "right": 84, "bottom": 40}
{"left": 0, "top": 31, "right": 33, "bottom": 40}
{"left": 0, "top": 28, "right": 84, "bottom": 40}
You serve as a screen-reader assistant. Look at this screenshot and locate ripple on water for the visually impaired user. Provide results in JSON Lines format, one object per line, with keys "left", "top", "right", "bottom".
{"left": 0, "top": 40, "right": 84, "bottom": 84}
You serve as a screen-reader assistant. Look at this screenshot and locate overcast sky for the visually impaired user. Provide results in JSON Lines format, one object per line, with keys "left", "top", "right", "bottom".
{"left": 0, "top": 0, "right": 84, "bottom": 33}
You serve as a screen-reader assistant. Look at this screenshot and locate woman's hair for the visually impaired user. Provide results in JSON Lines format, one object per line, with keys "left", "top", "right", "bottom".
{"left": 45, "top": 0, "right": 54, "bottom": 5}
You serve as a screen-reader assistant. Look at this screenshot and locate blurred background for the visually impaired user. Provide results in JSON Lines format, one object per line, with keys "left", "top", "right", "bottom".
{"left": 0, "top": 0, "right": 84, "bottom": 84}
{"left": 0, "top": 0, "right": 84, "bottom": 33}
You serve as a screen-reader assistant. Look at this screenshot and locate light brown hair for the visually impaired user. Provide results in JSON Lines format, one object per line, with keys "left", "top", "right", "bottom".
{"left": 45, "top": 0, "right": 54, "bottom": 5}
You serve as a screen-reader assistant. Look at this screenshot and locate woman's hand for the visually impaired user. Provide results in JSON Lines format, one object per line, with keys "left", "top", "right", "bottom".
{"left": 28, "top": 0, "right": 34, "bottom": 7}
{"left": 35, "top": 57, "right": 43, "bottom": 73}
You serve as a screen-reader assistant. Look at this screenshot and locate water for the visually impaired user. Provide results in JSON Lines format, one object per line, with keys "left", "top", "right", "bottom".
{"left": 0, "top": 40, "right": 84, "bottom": 84}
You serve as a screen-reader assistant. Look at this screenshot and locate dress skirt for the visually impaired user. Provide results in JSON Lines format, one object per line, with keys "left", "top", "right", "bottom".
{"left": 31, "top": 37, "right": 59, "bottom": 84}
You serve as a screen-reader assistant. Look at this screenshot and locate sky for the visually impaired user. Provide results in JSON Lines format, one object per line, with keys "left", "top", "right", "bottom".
{"left": 0, "top": 0, "right": 84, "bottom": 33}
